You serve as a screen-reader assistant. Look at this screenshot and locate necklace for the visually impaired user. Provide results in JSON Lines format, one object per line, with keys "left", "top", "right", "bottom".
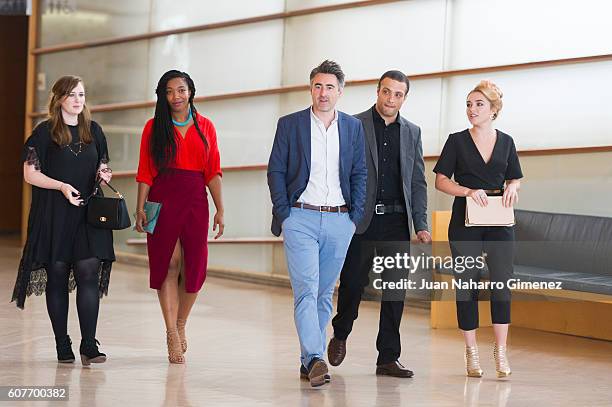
{"left": 66, "top": 141, "right": 84, "bottom": 156}
{"left": 172, "top": 108, "right": 192, "bottom": 127}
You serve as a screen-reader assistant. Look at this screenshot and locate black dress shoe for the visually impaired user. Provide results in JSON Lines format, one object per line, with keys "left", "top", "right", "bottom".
{"left": 376, "top": 360, "right": 414, "bottom": 378}
{"left": 300, "top": 364, "right": 330, "bottom": 382}
{"left": 79, "top": 338, "right": 107, "bottom": 366}
{"left": 55, "top": 335, "right": 75, "bottom": 363}
{"left": 327, "top": 337, "right": 346, "bottom": 366}
{"left": 307, "top": 358, "right": 329, "bottom": 387}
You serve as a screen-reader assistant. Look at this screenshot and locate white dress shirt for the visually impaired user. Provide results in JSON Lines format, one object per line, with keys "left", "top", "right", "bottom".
{"left": 298, "top": 108, "right": 346, "bottom": 206}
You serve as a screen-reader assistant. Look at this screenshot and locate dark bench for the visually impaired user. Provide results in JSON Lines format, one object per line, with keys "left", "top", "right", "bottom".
{"left": 433, "top": 210, "right": 612, "bottom": 295}
{"left": 513, "top": 210, "right": 612, "bottom": 295}
{"left": 430, "top": 210, "right": 612, "bottom": 340}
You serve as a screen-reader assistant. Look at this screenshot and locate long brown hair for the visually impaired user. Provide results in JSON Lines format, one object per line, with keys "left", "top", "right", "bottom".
{"left": 48, "top": 76, "right": 93, "bottom": 146}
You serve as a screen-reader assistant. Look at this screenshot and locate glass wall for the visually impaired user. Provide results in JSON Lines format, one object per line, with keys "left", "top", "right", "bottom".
{"left": 282, "top": 0, "right": 447, "bottom": 86}
{"left": 39, "top": 0, "right": 151, "bottom": 47}
{"left": 446, "top": 0, "right": 612, "bottom": 69}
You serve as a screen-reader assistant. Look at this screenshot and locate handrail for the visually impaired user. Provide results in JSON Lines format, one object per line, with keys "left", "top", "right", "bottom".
{"left": 32, "top": 0, "right": 402, "bottom": 55}
{"left": 111, "top": 145, "right": 612, "bottom": 179}
{"left": 29, "top": 54, "right": 612, "bottom": 118}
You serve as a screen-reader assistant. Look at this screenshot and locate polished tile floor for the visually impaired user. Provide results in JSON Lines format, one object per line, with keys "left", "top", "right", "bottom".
{"left": 1, "top": 239, "right": 611, "bottom": 406}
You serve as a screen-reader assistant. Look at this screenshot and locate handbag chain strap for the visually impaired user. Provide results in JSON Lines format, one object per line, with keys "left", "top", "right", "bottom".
{"left": 82, "top": 180, "right": 124, "bottom": 206}
{"left": 97, "top": 181, "right": 124, "bottom": 199}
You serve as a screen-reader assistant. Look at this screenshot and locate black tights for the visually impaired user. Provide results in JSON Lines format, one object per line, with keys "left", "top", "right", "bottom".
{"left": 46, "top": 257, "right": 101, "bottom": 341}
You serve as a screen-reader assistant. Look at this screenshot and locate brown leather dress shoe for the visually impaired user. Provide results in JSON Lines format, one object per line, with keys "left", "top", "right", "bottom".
{"left": 300, "top": 365, "right": 330, "bottom": 382}
{"left": 307, "top": 358, "right": 329, "bottom": 387}
{"left": 375, "top": 360, "right": 414, "bottom": 378}
{"left": 327, "top": 337, "right": 346, "bottom": 366}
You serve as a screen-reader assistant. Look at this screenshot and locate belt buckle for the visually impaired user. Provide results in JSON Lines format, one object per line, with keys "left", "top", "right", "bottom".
{"left": 319, "top": 206, "right": 328, "bottom": 212}
{"left": 375, "top": 204, "right": 384, "bottom": 215}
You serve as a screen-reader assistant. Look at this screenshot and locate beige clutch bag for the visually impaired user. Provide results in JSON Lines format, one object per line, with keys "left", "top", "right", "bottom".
{"left": 465, "top": 196, "right": 515, "bottom": 227}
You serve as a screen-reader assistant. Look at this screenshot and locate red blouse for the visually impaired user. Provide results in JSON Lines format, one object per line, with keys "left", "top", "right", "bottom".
{"left": 136, "top": 114, "right": 222, "bottom": 186}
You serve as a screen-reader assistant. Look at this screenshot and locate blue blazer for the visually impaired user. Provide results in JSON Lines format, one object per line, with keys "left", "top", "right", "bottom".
{"left": 267, "top": 107, "right": 367, "bottom": 237}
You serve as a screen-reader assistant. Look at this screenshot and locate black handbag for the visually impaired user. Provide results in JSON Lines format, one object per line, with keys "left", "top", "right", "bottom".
{"left": 86, "top": 180, "right": 131, "bottom": 230}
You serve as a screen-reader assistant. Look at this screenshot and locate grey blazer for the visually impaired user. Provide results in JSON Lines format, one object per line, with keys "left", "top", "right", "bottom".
{"left": 354, "top": 109, "right": 428, "bottom": 235}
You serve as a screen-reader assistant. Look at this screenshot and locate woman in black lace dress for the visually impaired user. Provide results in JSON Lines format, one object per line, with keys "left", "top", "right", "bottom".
{"left": 12, "top": 76, "right": 115, "bottom": 365}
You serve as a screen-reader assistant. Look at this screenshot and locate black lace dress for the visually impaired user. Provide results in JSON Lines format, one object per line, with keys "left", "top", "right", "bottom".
{"left": 12, "top": 120, "right": 115, "bottom": 309}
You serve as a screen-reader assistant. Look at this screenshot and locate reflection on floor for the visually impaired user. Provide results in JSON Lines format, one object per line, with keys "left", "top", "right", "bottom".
{"left": 1, "top": 240, "right": 611, "bottom": 406}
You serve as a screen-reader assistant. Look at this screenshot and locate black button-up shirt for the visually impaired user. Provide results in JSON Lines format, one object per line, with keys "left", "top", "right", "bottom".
{"left": 372, "top": 105, "right": 404, "bottom": 204}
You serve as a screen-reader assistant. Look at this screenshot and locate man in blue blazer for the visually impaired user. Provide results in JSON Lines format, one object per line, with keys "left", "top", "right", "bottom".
{"left": 267, "top": 60, "right": 367, "bottom": 387}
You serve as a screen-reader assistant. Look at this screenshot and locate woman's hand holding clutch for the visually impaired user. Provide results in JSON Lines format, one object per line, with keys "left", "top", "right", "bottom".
{"left": 467, "top": 189, "right": 488, "bottom": 207}
{"left": 502, "top": 183, "right": 519, "bottom": 208}
{"left": 135, "top": 209, "right": 147, "bottom": 233}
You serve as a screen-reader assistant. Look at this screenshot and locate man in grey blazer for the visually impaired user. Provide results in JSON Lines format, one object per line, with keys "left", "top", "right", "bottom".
{"left": 328, "top": 70, "right": 431, "bottom": 377}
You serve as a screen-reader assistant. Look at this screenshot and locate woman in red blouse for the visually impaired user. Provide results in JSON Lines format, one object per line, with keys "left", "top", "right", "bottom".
{"left": 135, "top": 70, "right": 224, "bottom": 364}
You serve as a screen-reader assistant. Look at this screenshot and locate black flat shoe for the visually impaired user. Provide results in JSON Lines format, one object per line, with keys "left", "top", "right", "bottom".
{"left": 55, "top": 335, "right": 75, "bottom": 363}
{"left": 79, "top": 338, "right": 107, "bottom": 366}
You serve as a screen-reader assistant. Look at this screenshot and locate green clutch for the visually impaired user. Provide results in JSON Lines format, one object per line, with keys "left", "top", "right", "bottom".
{"left": 134, "top": 201, "right": 162, "bottom": 234}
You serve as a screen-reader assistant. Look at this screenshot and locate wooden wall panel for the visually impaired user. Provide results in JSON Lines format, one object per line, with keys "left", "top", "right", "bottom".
{"left": 0, "top": 16, "right": 28, "bottom": 233}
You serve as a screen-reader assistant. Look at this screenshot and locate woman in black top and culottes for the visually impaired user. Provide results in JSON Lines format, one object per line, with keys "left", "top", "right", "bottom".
{"left": 12, "top": 76, "right": 115, "bottom": 365}
{"left": 434, "top": 80, "right": 523, "bottom": 378}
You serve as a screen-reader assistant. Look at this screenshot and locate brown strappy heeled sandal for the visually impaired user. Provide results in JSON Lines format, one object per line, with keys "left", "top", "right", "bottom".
{"left": 166, "top": 329, "right": 185, "bottom": 364}
{"left": 177, "top": 318, "right": 187, "bottom": 354}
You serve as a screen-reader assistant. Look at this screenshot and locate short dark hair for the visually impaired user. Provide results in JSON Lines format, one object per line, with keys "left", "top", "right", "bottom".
{"left": 310, "top": 60, "right": 345, "bottom": 88}
{"left": 377, "top": 70, "right": 410, "bottom": 95}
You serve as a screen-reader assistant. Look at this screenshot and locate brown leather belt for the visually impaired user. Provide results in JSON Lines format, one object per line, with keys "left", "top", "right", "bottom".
{"left": 484, "top": 189, "right": 503, "bottom": 195}
{"left": 292, "top": 203, "right": 349, "bottom": 213}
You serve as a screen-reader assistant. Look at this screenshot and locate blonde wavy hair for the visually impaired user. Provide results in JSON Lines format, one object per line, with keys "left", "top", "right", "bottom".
{"left": 469, "top": 80, "right": 503, "bottom": 120}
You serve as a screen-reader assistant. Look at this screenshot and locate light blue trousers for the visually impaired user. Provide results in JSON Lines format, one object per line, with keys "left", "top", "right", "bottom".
{"left": 282, "top": 207, "right": 355, "bottom": 368}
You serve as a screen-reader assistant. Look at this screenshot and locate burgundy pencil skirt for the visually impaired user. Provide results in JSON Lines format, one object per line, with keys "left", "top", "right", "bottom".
{"left": 146, "top": 168, "right": 209, "bottom": 292}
